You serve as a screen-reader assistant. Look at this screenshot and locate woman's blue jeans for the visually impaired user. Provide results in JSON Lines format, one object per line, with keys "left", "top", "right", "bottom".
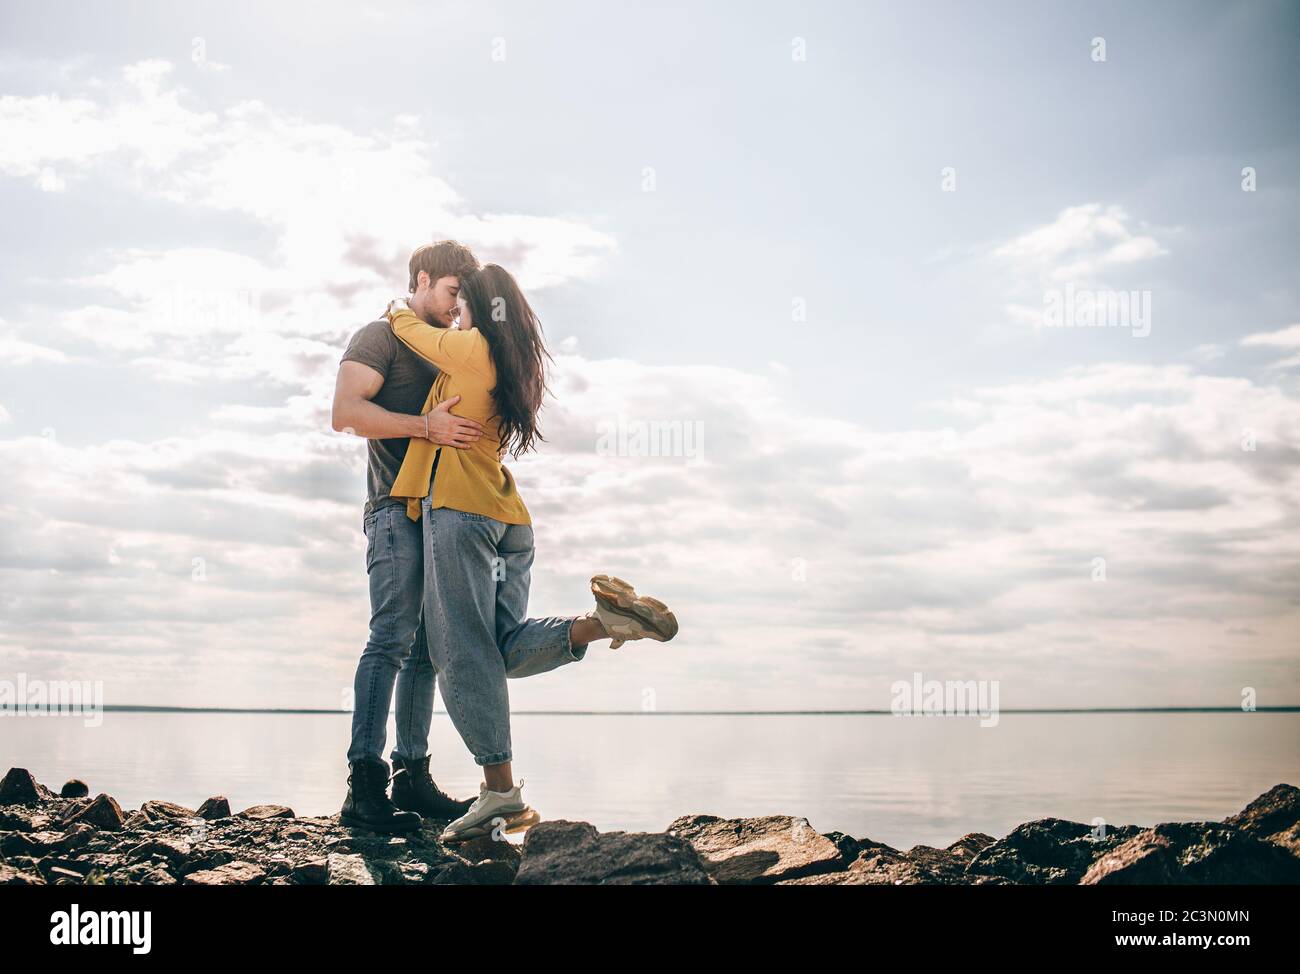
{"left": 420, "top": 499, "right": 589, "bottom": 766}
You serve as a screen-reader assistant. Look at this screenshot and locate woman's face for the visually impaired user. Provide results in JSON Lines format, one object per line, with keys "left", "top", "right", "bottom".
{"left": 455, "top": 294, "right": 472, "bottom": 330}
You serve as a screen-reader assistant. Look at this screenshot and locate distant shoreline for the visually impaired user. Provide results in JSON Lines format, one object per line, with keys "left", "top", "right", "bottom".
{"left": 6, "top": 705, "right": 1300, "bottom": 716}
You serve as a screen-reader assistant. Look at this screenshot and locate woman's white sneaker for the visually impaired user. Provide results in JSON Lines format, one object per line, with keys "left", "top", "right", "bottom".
{"left": 438, "top": 780, "right": 540, "bottom": 843}
{"left": 590, "top": 574, "right": 679, "bottom": 650}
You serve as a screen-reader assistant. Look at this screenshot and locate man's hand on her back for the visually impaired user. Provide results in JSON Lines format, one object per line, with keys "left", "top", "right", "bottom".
{"left": 423, "top": 396, "right": 484, "bottom": 448}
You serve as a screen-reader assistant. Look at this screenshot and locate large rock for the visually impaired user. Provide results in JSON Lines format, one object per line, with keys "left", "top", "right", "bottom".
{"left": 453, "top": 834, "right": 523, "bottom": 866}
{"left": 290, "top": 858, "right": 329, "bottom": 885}
{"left": 60, "top": 779, "right": 90, "bottom": 799}
{"left": 965, "top": 818, "right": 1142, "bottom": 885}
{"left": 666, "top": 814, "right": 844, "bottom": 885}
{"left": 1224, "top": 784, "right": 1300, "bottom": 856}
{"left": 184, "top": 861, "right": 266, "bottom": 885}
{"left": 0, "top": 768, "right": 53, "bottom": 804}
{"left": 781, "top": 833, "right": 1000, "bottom": 886}
{"left": 238, "top": 804, "right": 295, "bottom": 821}
{"left": 63, "top": 794, "right": 126, "bottom": 832}
{"left": 196, "top": 797, "right": 232, "bottom": 820}
{"left": 515, "top": 820, "right": 713, "bottom": 885}
{"left": 139, "top": 800, "right": 198, "bottom": 822}
{"left": 1081, "top": 822, "right": 1300, "bottom": 885}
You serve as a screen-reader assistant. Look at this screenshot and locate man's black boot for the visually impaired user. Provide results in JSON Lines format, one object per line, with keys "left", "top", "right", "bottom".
{"left": 340, "top": 757, "right": 422, "bottom": 833}
{"left": 391, "top": 754, "right": 474, "bottom": 821}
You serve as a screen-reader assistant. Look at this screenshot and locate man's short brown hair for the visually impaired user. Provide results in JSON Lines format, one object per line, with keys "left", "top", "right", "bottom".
{"left": 408, "top": 240, "right": 481, "bottom": 293}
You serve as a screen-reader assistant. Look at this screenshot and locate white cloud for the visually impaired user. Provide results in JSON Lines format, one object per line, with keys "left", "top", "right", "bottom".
{"left": 1242, "top": 323, "right": 1300, "bottom": 347}
{"left": 1, "top": 349, "right": 1297, "bottom": 710}
{"left": 0, "top": 319, "right": 70, "bottom": 364}
{"left": 993, "top": 203, "right": 1167, "bottom": 283}
{"left": 992, "top": 203, "right": 1170, "bottom": 334}
{"left": 0, "top": 59, "right": 617, "bottom": 370}
{"left": 1241, "top": 323, "right": 1300, "bottom": 371}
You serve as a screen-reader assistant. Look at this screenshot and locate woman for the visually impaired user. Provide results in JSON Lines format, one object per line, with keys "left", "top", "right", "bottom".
{"left": 383, "top": 263, "right": 678, "bottom": 842}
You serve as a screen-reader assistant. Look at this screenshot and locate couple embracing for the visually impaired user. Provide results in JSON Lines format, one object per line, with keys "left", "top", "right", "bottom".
{"left": 331, "top": 240, "right": 678, "bottom": 842}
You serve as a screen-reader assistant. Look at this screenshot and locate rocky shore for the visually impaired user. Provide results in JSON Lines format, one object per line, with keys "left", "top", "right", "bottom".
{"left": 2, "top": 768, "right": 1297, "bottom": 885}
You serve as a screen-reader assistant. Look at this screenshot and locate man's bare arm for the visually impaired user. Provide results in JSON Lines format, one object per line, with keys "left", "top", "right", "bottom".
{"left": 331, "top": 361, "right": 483, "bottom": 447}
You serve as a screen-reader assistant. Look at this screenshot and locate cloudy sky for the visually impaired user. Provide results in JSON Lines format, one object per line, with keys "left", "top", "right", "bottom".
{"left": 1, "top": 0, "right": 1297, "bottom": 711}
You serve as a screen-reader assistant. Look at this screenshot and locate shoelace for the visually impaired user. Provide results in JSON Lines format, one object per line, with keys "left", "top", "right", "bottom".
{"left": 347, "top": 770, "right": 402, "bottom": 812}
{"left": 400, "top": 761, "right": 466, "bottom": 806}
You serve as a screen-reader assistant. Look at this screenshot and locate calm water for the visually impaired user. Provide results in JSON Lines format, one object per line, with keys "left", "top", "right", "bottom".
{"left": 6, "top": 712, "right": 1298, "bottom": 849}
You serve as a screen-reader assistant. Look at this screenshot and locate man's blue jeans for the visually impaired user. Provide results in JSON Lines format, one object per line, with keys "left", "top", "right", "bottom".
{"left": 347, "top": 504, "right": 435, "bottom": 764}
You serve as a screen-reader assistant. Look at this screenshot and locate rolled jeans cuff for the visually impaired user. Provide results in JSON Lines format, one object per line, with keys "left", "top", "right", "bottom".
{"left": 474, "top": 750, "right": 513, "bottom": 767}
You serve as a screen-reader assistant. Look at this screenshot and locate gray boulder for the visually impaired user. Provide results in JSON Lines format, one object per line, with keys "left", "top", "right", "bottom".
{"left": 515, "top": 820, "right": 713, "bottom": 885}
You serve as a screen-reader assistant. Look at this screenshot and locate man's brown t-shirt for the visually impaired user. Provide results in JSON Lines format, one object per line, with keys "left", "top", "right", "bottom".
{"left": 340, "top": 319, "right": 438, "bottom": 517}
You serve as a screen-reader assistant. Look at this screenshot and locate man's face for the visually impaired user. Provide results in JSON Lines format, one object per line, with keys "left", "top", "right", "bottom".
{"left": 411, "top": 272, "right": 461, "bottom": 328}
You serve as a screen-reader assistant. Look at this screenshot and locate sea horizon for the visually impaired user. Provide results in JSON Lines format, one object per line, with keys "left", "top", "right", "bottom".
{"left": 8, "top": 705, "right": 1300, "bottom": 715}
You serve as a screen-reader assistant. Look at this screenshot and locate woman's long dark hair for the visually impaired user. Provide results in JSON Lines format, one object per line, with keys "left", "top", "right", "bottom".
{"left": 459, "top": 263, "right": 552, "bottom": 458}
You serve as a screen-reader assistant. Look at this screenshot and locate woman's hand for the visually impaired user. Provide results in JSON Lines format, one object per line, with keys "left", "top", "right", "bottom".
{"left": 423, "top": 396, "right": 484, "bottom": 448}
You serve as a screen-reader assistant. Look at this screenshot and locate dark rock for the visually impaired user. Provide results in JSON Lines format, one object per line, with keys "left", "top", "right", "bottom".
{"left": 947, "top": 832, "right": 997, "bottom": 861}
{"left": 125, "top": 837, "right": 191, "bottom": 868}
{"left": 131, "top": 866, "right": 178, "bottom": 885}
{"left": 291, "top": 858, "right": 329, "bottom": 885}
{"left": 53, "top": 800, "right": 90, "bottom": 827}
{"left": 238, "top": 804, "right": 295, "bottom": 821}
{"left": 1266, "top": 822, "right": 1300, "bottom": 858}
{"left": 1081, "top": 822, "right": 1300, "bottom": 885}
{"left": 0, "top": 806, "right": 44, "bottom": 831}
{"left": 262, "top": 856, "right": 292, "bottom": 878}
{"left": 63, "top": 794, "right": 126, "bottom": 832}
{"left": 666, "top": 814, "right": 843, "bottom": 884}
{"left": 966, "top": 818, "right": 1142, "bottom": 885}
{"left": 1223, "top": 784, "right": 1300, "bottom": 856}
{"left": 452, "top": 834, "right": 522, "bottom": 866}
{"left": 0, "top": 863, "right": 45, "bottom": 885}
{"left": 60, "top": 779, "right": 90, "bottom": 799}
{"left": 13, "top": 827, "right": 95, "bottom": 856}
{"left": 182, "top": 848, "right": 235, "bottom": 874}
{"left": 516, "top": 820, "right": 713, "bottom": 885}
{"left": 429, "top": 859, "right": 518, "bottom": 885}
{"left": 184, "top": 861, "right": 266, "bottom": 885}
{"left": 823, "top": 830, "right": 862, "bottom": 862}
{"left": 140, "top": 800, "right": 197, "bottom": 821}
{"left": 1, "top": 832, "right": 42, "bottom": 857}
{"left": 779, "top": 834, "right": 1006, "bottom": 886}
{"left": 197, "top": 797, "right": 232, "bottom": 820}
{"left": 0, "top": 768, "right": 53, "bottom": 804}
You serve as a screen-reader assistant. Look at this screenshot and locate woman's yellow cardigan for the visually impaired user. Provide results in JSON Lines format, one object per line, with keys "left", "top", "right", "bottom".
{"left": 385, "top": 306, "right": 531, "bottom": 526}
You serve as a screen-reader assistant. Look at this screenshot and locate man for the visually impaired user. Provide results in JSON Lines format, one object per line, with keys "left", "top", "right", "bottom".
{"left": 331, "top": 240, "right": 484, "bottom": 833}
